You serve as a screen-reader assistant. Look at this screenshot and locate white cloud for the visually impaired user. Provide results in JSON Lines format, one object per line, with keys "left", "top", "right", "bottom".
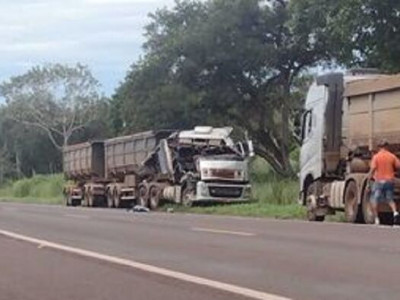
{"left": 0, "top": 0, "right": 175, "bottom": 95}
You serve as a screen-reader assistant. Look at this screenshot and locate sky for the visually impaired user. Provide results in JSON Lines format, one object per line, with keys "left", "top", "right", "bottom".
{"left": 0, "top": 0, "right": 176, "bottom": 96}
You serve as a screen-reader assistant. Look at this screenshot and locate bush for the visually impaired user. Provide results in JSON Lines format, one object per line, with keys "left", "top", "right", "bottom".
{"left": 0, "top": 174, "right": 64, "bottom": 204}
{"left": 250, "top": 157, "right": 299, "bottom": 205}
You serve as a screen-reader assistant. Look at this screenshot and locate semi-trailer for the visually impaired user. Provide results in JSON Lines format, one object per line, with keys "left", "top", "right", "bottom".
{"left": 299, "top": 71, "right": 400, "bottom": 224}
{"left": 63, "top": 126, "right": 253, "bottom": 209}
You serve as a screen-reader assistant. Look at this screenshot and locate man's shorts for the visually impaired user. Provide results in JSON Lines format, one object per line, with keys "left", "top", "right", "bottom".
{"left": 371, "top": 180, "right": 395, "bottom": 204}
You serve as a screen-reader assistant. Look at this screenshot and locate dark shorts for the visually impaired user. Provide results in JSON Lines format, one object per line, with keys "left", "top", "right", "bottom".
{"left": 371, "top": 180, "right": 395, "bottom": 204}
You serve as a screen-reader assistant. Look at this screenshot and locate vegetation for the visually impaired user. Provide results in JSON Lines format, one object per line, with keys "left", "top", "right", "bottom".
{"left": 0, "top": 174, "right": 64, "bottom": 204}
{"left": 113, "top": 0, "right": 332, "bottom": 177}
{"left": 0, "top": 0, "right": 399, "bottom": 219}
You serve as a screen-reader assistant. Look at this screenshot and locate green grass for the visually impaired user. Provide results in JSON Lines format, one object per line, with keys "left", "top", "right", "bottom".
{"left": 0, "top": 174, "right": 64, "bottom": 205}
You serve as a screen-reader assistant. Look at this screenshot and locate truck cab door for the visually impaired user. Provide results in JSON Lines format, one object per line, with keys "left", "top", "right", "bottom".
{"left": 299, "top": 83, "right": 326, "bottom": 189}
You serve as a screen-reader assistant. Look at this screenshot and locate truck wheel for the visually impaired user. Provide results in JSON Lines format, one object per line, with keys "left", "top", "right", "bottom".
{"left": 107, "top": 189, "right": 114, "bottom": 208}
{"left": 64, "top": 192, "right": 71, "bottom": 206}
{"left": 344, "top": 181, "right": 363, "bottom": 223}
{"left": 306, "top": 195, "right": 325, "bottom": 222}
{"left": 149, "top": 185, "right": 161, "bottom": 210}
{"left": 182, "top": 188, "right": 194, "bottom": 207}
{"left": 362, "top": 184, "right": 375, "bottom": 224}
{"left": 137, "top": 184, "right": 149, "bottom": 208}
{"left": 87, "top": 192, "right": 94, "bottom": 207}
{"left": 82, "top": 189, "right": 88, "bottom": 207}
{"left": 113, "top": 189, "right": 121, "bottom": 208}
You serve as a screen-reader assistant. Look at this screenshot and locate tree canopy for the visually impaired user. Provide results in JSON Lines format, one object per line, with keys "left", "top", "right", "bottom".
{"left": 0, "top": 63, "right": 106, "bottom": 150}
{"left": 113, "top": 0, "right": 340, "bottom": 176}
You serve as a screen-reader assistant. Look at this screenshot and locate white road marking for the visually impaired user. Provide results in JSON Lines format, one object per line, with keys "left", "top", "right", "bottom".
{"left": 64, "top": 214, "right": 90, "bottom": 220}
{"left": 191, "top": 227, "right": 256, "bottom": 237}
{"left": 0, "top": 229, "right": 290, "bottom": 300}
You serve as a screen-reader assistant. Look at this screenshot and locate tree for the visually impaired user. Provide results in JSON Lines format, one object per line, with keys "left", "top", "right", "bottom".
{"left": 0, "top": 107, "right": 62, "bottom": 180}
{"left": 0, "top": 63, "right": 104, "bottom": 150}
{"left": 113, "top": 0, "right": 337, "bottom": 177}
{"left": 292, "top": 0, "right": 400, "bottom": 72}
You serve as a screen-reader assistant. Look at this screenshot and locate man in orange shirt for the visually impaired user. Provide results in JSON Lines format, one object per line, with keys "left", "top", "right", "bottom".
{"left": 370, "top": 140, "right": 400, "bottom": 225}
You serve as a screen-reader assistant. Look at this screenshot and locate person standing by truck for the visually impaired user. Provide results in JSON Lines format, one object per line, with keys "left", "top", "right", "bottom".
{"left": 369, "top": 140, "right": 400, "bottom": 225}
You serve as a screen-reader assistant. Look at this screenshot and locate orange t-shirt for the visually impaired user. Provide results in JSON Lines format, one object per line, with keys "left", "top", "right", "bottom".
{"left": 371, "top": 149, "right": 400, "bottom": 180}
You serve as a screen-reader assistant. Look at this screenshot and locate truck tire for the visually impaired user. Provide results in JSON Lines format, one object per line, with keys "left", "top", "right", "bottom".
{"left": 64, "top": 192, "right": 71, "bottom": 206}
{"left": 344, "top": 181, "right": 363, "bottom": 223}
{"left": 113, "top": 189, "right": 121, "bottom": 208}
{"left": 137, "top": 184, "right": 149, "bottom": 208}
{"left": 87, "top": 191, "right": 94, "bottom": 207}
{"left": 82, "top": 188, "right": 88, "bottom": 207}
{"left": 306, "top": 195, "right": 325, "bottom": 222}
{"left": 362, "top": 183, "right": 375, "bottom": 224}
{"left": 149, "top": 185, "right": 161, "bottom": 210}
{"left": 107, "top": 189, "right": 114, "bottom": 208}
{"left": 182, "top": 188, "right": 194, "bottom": 207}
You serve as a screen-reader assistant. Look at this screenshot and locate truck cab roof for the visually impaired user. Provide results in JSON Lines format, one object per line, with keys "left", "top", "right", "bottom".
{"left": 178, "top": 126, "right": 234, "bottom": 146}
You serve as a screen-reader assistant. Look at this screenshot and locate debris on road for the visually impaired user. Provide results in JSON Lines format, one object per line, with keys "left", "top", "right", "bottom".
{"left": 133, "top": 205, "right": 150, "bottom": 213}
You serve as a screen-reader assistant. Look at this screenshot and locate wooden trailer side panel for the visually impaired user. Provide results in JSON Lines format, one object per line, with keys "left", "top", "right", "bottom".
{"left": 104, "top": 131, "right": 172, "bottom": 179}
{"left": 344, "top": 79, "right": 400, "bottom": 152}
{"left": 63, "top": 142, "right": 105, "bottom": 180}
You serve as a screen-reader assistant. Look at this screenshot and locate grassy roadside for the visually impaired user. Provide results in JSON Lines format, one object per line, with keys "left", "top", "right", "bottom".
{"left": 0, "top": 158, "right": 306, "bottom": 219}
{"left": 0, "top": 174, "right": 64, "bottom": 205}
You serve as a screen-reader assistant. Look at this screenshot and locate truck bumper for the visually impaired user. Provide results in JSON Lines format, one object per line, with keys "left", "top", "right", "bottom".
{"left": 193, "top": 181, "right": 252, "bottom": 203}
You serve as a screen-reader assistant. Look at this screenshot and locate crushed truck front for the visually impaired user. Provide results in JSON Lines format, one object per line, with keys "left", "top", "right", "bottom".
{"left": 177, "top": 126, "right": 253, "bottom": 204}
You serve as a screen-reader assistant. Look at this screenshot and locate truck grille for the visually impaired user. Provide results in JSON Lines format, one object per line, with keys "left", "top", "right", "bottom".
{"left": 210, "top": 169, "right": 236, "bottom": 179}
{"left": 209, "top": 186, "right": 243, "bottom": 198}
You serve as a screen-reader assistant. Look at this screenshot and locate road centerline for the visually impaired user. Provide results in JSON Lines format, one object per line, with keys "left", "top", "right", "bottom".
{"left": 191, "top": 227, "right": 256, "bottom": 237}
{"left": 0, "top": 229, "right": 288, "bottom": 300}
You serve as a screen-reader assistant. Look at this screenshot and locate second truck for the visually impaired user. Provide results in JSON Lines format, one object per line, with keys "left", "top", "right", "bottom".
{"left": 63, "top": 126, "right": 253, "bottom": 209}
{"left": 299, "top": 70, "right": 400, "bottom": 224}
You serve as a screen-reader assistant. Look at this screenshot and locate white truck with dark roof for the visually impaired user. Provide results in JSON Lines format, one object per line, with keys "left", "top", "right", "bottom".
{"left": 299, "top": 71, "right": 400, "bottom": 224}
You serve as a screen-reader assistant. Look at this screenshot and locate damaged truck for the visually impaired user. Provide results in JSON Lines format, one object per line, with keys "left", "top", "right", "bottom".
{"left": 63, "top": 126, "right": 253, "bottom": 209}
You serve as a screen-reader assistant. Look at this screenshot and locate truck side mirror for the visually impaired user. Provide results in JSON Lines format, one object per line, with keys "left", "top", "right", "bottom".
{"left": 236, "top": 141, "right": 255, "bottom": 158}
{"left": 247, "top": 140, "right": 255, "bottom": 157}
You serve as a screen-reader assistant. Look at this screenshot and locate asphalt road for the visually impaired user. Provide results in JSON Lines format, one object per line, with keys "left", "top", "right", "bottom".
{"left": 1, "top": 202, "right": 400, "bottom": 300}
